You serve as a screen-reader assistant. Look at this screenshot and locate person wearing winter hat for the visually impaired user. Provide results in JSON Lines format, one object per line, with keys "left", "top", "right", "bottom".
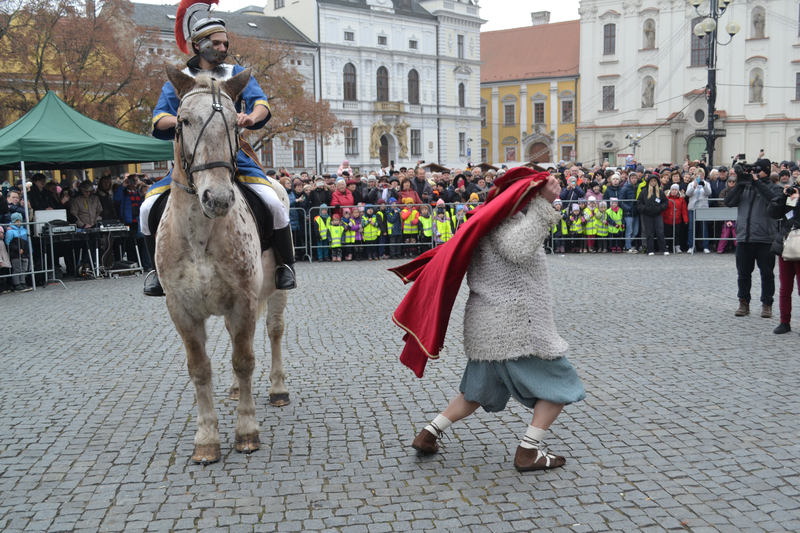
{"left": 5, "top": 212, "right": 32, "bottom": 292}
{"left": 433, "top": 201, "right": 453, "bottom": 246}
{"left": 328, "top": 214, "right": 344, "bottom": 261}
{"left": 639, "top": 174, "right": 669, "bottom": 255}
{"left": 341, "top": 208, "right": 355, "bottom": 261}
{"left": 663, "top": 184, "right": 688, "bottom": 253}
{"left": 401, "top": 198, "right": 420, "bottom": 258}
{"left": 313, "top": 204, "right": 332, "bottom": 261}
{"left": 386, "top": 197, "right": 403, "bottom": 258}
{"left": 551, "top": 198, "right": 567, "bottom": 253}
{"left": 607, "top": 197, "right": 625, "bottom": 252}
{"left": 568, "top": 202, "right": 584, "bottom": 253}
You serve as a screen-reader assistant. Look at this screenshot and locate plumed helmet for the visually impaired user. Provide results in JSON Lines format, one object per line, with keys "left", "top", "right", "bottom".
{"left": 175, "top": 0, "right": 226, "bottom": 55}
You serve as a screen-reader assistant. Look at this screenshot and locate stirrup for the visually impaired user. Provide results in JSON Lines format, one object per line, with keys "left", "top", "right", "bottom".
{"left": 275, "top": 264, "right": 297, "bottom": 290}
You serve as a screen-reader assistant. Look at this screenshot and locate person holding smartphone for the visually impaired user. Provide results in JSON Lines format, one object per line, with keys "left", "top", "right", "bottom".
{"left": 767, "top": 182, "right": 800, "bottom": 333}
{"left": 685, "top": 168, "right": 712, "bottom": 253}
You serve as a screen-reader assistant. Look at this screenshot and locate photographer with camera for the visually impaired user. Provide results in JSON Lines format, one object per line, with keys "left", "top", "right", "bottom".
{"left": 723, "top": 159, "right": 779, "bottom": 318}
{"left": 767, "top": 182, "right": 800, "bottom": 334}
{"left": 685, "top": 168, "right": 712, "bottom": 254}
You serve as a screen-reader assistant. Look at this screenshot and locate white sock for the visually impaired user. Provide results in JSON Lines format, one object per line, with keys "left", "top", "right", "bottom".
{"left": 519, "top": 426, "right": 547, "bottom": 449}
{"left": 424, "top": 414, "right": 452, "bottom": 437}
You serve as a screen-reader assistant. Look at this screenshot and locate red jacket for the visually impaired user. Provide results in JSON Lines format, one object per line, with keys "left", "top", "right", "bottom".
{"left": 330, "top": 190, "right": 355, "bottom": 217}
{"left": 662, "top": 194, "right": 688, "bottom": 225}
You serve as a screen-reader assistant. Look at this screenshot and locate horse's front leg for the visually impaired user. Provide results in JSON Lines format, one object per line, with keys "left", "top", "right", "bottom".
{"left": 225, "top": 317, "right": 241, "bottom": 401}
{"left": 228, "top": 305, "right": 260, "bottom": 453}
{"left": 267, "top": 290, "right": 290, "bottom": 407}
{"left": 168, "top": 302, "right": 219, "bottom": 463}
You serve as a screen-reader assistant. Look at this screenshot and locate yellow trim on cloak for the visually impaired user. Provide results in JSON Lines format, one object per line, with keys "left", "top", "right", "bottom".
{"left": 145, "top": 184, "right": 171, "bottom": 199}
{"left": 238, "top": 174, "right": 274, "bottom": 188}
{"left": 152, "top": 112, "right": 174, "bottom": 126}
{"left": 253, "top": 100, "right": 270, "bottom": 110}
{"left": 391, "top": 313, "right": 439, "bottom": 360}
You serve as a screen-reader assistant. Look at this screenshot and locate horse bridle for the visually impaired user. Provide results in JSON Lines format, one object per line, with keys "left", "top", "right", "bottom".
{"left": 174, "top": 81, "right": 240, "bottom": 196}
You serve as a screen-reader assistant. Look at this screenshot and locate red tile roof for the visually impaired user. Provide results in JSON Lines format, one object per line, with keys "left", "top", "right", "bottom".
{"left": 481, "top": 20, "right": 580, "bottom": 83}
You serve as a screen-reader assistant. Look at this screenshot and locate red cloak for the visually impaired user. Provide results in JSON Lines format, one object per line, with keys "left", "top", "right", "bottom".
{"left": 389, "top": 167, "right": 550, "bottom": 377}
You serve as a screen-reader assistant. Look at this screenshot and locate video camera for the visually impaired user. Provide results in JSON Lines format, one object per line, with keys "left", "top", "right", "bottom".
{"left": 732, "top": 154, "right": 757, "bottom": 184}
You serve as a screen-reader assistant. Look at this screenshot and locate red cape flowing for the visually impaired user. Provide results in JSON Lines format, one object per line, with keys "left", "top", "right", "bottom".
{"left": 389, "top": 168, "right": 549, "bottom": 377}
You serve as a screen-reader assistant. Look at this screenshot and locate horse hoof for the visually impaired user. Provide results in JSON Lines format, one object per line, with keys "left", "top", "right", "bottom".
{"left": 235, "top": 434, "right": 260, "bottom": 453}
{"left": 269, "top": 393, "right": 290, "bottom": 407}
{"left": 192, "top": 443, "right": 221, "bottom": 464}
{"left": 229, "top": 389, "right": 240, "bottom": 401}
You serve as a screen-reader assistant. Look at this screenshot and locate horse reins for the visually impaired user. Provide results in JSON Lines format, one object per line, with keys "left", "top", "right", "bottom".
{"left": 174, "top": 81, "right": 240, "bottom": 196}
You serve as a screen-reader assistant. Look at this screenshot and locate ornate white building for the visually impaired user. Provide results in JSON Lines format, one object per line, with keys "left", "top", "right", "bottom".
{"left": 577, "top": 0, "right": 800, "bottom": 167}
{"left": 263, "top": 0, "right": 485, "bottom": 173}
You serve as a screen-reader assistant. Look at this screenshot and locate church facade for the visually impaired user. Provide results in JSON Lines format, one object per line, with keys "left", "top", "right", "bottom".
{"left": 577, "top": 0, "right": 800, "bottom": 167}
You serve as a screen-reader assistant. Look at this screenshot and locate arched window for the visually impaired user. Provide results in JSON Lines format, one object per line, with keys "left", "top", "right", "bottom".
{"left": 458, "top": 82, "right": 466, "bottom": 108}
{"left": 408, "top": 69, "right": 419, "bottom": 105}
{"left": 376, "top": 66, "right": 389, "bottom": 102}
{"left": 343, "top": 63, "right": 357, "bottom": 101}
{"left": 603, "top": 23, "right": 616, "bottom": 55}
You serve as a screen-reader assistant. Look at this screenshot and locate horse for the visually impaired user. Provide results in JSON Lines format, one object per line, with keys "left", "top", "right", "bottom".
{"left": 156, "top": 64, "right": 290, "bottom": 464}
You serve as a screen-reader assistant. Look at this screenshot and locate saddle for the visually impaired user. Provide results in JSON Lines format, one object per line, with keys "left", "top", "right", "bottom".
{"left": 148, "top": 179, "right": 273, "bottom": 252}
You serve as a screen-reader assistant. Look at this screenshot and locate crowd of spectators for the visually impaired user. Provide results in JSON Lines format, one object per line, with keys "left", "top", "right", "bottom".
{"left": 0, "top": 171, "right": 154, "bottom": 293}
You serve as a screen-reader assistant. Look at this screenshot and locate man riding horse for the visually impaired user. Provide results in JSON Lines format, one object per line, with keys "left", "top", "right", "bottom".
{"left": 140, "top": 0, "right": 296, "bottom": 296}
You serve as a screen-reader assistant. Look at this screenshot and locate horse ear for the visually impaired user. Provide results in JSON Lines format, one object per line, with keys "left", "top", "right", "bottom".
{"left": 223, "top": 68, "right": 252, "bottom": 101}
{"left": 165, "top": 63, "right": 195, "bottom": 99}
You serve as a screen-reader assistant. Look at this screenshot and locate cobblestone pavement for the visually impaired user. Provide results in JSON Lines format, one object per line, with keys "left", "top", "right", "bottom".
{"left": 1, "top": 253, "right": 798, "bottom": 533}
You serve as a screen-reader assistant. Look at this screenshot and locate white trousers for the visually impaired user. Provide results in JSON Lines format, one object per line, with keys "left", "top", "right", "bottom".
{"left": 140, "top": 181, "right": 289, "bottom": 236}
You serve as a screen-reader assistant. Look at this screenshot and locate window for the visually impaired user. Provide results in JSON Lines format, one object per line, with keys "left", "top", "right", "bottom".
{"left": 293, "top": 140, "right": 304, "bottom": 168}
{"left": 411, "top": 129, "right": 421, "bottom": 156}
{"left": 459, "top": 132, "right": 466, "bottom": 156}
{"left": 562, "top": 100, "right": 574, "bottom": 123}
{"left": 408, "top": 70, "right": 419, "bottom": 105}
{"left": 690, "top": 17, "right": 710, "bottom": 66}
{"left": 505, "top": 146, "right": 516, "bottom": 162}
{"left": 409, "top": 39, "right": 418, "bottom": 50}
{"left": 481, "top": 147, "right": 487, "bottom": 163}
{"left": 344, "top": 31, "right": 355, "bottom": 42}
{"left": 561, "top": 145, "right": 573, "bottom": 161}
{"left": 534, "top": 102, "right": 545, "bottom": 124}
{"left": 458, "top": 83, "right": 466, "bottom": 108}
{"left": 378, "top": 35, "right": 387, "bottom": 46}
{"left": 797, "top": 73, "right": 800, "bottom": 100}
{"left": 344, "top": 128, "right": 358, "bottom": 155}
{"left": 457, "top": 34, "right": 464, "bottom": 58}
{"left": 376, "top": 66, "right": 389, "bottom": 101}
{"left": 154, "top": 160, "right": 169, "bottom": 170}
{"left": 480, "top": 106, "right": 486, "bottom": 128}
{"left": 603, "top": 24, "right": 616, "bottom": 55}
{"left": 343, "top": 63, "right": 357, "bottom": 101}
{"left": 504, "top": 104, "right": 515, "bottom": 126}
{"left": 274, "top": 0, "right": 284, "bottom": 8}
{"left": 261, "top": 139, "right": 273, "bottom": 168}
{"left": 602, "top": 86, "right": 615, "bottom": 110}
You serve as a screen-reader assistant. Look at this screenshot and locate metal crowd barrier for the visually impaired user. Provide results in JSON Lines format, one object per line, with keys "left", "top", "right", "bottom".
{"left": 0, "top": 220, "right": 66, "bottom": 291}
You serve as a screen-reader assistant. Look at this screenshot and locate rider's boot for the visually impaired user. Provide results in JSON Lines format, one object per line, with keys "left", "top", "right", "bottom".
{"left": 142, "top": 234, "right": 165, "bottom": 297}
{"left": 272, "top": 226, "right": 297, "bottom": 290}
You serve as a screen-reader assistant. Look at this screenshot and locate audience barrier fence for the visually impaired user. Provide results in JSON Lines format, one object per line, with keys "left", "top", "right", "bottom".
{"left": 0, "top": 220, "right": 66, "bottom": 291}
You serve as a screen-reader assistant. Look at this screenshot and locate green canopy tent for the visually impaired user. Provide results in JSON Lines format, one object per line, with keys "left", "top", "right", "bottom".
{"left": 0, "top": 91, "right": 174, "bottom": 222}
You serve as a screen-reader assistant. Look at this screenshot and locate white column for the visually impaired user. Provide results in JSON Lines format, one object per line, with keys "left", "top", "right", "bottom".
{"left": 491, "top": 87, "right": 499, "bottom": 164}
{"left": 549, "top": 82, "right": 558, "bottom": 161}
{"left": 519, "top": 86, "right": 528, "bottom": 142}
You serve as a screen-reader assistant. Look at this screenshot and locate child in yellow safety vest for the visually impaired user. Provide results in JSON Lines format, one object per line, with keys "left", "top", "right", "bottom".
{"left": 551, "top": 199, "right": 568, "bottom": 253}
{"left": 328, "top": 214, "right": 345, "bottom": 262}
{"left": 583, "top": 197, "right": 599, "bottom": 253}
{"left": 607, "top": 197, "right": 625, "bottom": 253}
{"left": 341, "top": 208, "right": 355, "bottom": 261}
{"left": 595, "top": 201, "right": 610, "bottom": 253}
{"left": 401, "top": 197, "right": 419, "bottom": 258}
{"left": 418, "top": 204, "right": 433, "bottom": 253}
{"left": 568, "top": 203, "right": 585, "bottom": 253}
{"left": 313, "top": 204, "right": 332, "bottom": 262}
{"left": 362, "top": 205, "right": 381, "bottom": 260}
{"left": 433, "top": 201, "right": 453, "bottom": 246}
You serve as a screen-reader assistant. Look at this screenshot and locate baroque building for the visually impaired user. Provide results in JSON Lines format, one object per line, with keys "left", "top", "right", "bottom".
{"left": 264, "top": 0, "right": 485, "bottom": 173}
{"left": 480, "top": 14, "right": 580, "bottom": 168}
{"left": 577, "top": 0, "right": 800, "bottom": 167}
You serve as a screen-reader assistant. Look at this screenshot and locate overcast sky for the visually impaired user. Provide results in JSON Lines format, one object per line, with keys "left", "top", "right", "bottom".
{"left": 136, "top": 0, "right": 583, "bottom": 33}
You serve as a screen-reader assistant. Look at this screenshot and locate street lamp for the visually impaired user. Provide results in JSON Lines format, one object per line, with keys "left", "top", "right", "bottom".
{"left": 692, "top": 0, "right": 740, "bottom": 166}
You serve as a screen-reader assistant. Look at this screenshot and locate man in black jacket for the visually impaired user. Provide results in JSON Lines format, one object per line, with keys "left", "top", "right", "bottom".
{"left": 723, "top": 160, "right": 779, "bottom": 318}
{"left": 27, "top": 174, "right": 58, "bottom": 212}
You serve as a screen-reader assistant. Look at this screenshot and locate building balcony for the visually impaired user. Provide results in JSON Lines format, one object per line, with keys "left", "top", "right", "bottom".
{"left": 374, "top": 101, "right": 405, "bottom": 113}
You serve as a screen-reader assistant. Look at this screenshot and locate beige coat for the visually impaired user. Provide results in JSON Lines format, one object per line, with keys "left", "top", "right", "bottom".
{"left": 71, "top": 194, "right": 103, "bottom": 227}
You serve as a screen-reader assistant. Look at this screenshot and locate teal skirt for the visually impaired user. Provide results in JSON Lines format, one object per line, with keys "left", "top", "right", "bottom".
{"left": 459, "top": 356, "right": 586, "bottom": 413}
